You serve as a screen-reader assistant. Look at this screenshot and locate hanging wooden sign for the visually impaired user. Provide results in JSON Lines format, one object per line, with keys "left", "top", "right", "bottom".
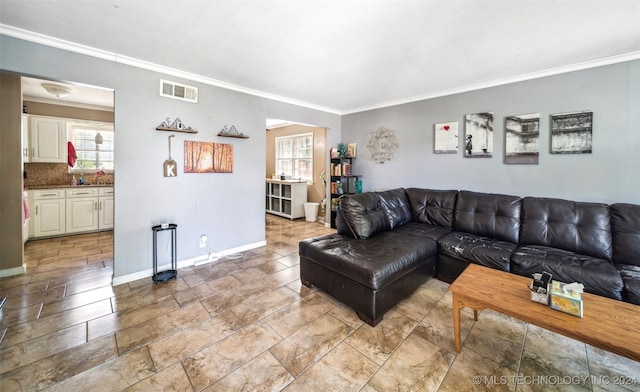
{"left": 164, "top": 135, "right": 177, "bottom": 177}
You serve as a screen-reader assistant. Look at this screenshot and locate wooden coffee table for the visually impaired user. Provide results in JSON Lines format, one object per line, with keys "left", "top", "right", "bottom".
{"left": 449, "top": 264, "right": 640, "bottom": 362}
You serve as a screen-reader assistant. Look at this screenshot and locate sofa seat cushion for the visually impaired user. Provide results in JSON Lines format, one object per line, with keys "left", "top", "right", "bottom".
{"left": 438, "top": 231, "right": 516, "bottom": 272}
{"left": 299, "top": 232, "right": 437, "bottom": 290}
{"left": 393, "top": 222, "right": 451, "bottom": 242}
{"left": 511, "top": 245, "right": 623, "bottom": 300}
{"left": 616, "top": 264, "right": 640, "bottom": 305}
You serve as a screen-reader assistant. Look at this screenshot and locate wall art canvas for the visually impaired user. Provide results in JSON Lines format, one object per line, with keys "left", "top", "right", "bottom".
{"left": 550, "top": 111, "right": 593, "bottom": 154}
{"left": 184, "top": 141, "right": 233, "bottom": 173}
{"left": 434, "top": 121, "right": 458, "bottom": 154}
{"left": 464, "top": 112, "right": 493, "bottom": 158}
{"left": 504, "top": 113, "right": 540, "bottom": 164}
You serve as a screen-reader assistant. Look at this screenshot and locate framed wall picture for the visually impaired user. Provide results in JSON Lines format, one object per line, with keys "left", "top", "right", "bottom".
{"left": 550, "top": 111, "right": 593, "bottom": 154}
{"left": 504, "top": 113, "right": 540, "bottom": 164}
{"left": 346, "top": 143, "right": 357, "bottom": 158}
{"left": 464, "top": 112, "right": 493, "bottom": 158}
{"left": 434, "top": 121, "right": 458, "bottom": 154}
{"left": 184, "top": 141, "right": 233, "bottom": 173}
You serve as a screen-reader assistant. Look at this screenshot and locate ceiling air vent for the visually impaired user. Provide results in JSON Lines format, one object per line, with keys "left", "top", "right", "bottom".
{"left": 160, "top": 79, "right": 198, "bottom": 103}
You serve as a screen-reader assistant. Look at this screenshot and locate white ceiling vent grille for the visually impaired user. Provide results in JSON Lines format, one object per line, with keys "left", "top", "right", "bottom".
{"left": 160, "top": 79, "right": 198, "bottom": 103}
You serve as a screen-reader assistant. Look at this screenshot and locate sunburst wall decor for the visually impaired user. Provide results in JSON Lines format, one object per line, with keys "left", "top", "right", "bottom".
{"left": 367, "top": 127, "right": 399, "bottom": 163}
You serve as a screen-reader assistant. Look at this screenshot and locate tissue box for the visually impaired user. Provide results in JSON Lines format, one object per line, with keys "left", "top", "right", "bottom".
{"left": 550, "top": 280, "right": 583, "bottom": 317}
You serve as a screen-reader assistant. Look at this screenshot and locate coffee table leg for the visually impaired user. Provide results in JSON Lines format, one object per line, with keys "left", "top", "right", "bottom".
{"left": 452, "top": 294, "right": 462, "bottom": 353}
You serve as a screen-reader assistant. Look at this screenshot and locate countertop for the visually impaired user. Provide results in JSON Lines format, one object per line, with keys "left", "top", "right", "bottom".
{"left": 27, "top": 184, "right": 114, "bottom": 190}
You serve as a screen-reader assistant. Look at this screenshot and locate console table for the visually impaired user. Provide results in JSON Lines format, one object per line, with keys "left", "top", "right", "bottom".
{"left": 449, "top": 264, "right": 640, "bottom": 362}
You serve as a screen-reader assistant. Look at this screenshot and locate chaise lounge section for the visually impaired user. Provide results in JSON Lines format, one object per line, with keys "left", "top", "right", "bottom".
{"left": 299, "top": 187, "right": 640, "bottom": 326}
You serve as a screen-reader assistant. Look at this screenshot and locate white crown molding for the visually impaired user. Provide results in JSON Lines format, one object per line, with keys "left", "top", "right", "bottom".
{"left": 0, "top": 24, "right": 342, "bottom": 115}
{"left": 342, "top": 51, "right": 640, "bottom": 115}
{"left": 23, "top": 95, "right": 114, "bottom": 112}
{"left": 3, "top": 23, "right": 640, "bottom": 116}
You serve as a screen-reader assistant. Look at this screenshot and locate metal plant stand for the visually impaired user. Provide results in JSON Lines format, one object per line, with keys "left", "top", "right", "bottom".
{"left": 152, "top": 223, "right": 177, "bottom": 283}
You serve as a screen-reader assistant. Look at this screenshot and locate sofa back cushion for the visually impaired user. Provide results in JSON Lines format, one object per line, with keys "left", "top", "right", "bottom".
{"left": 610, "top": 203, "right": 640, "bottom": 267}
{"left": 520, "top": 197, "right": 612, "bottom": 260}
{"left": 453, "top": 190, "right": 522, "bottom": 243}
{"left": 406, "top": 188, "right": 458, "bottom": 229}
{"left": 377, "top": 188, "right": 412, "bottom": 230}
{"left": 337, "top": 192, "right": 387, "bottom": 239}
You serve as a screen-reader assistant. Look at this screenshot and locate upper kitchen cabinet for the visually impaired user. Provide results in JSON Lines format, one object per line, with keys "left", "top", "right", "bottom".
{"left": 29, "top": 115, "right": 67, "bottom": 163}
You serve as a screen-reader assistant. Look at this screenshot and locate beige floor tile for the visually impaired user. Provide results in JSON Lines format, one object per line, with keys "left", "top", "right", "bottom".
{"left": 124, "top": 362, "right": 194, "bottom": 392}
{"left": 462, "top": 309, "right": 527, "bottom": 371}
{"left": 345, "top": 310, "right": 417, "bottom": 365}
{"left": 265, "top": 292, "right": 336, "bottom": 338}
{"left": 182, "top": 322, "right": 283, "bottom": 390}
{"left": 0, "top": 334, "right": 118, "bottom": 391}
{"left": 115, "top": 301, "right": 211, "bottom": 354}
{"left": 41, "top": 285, "right": 116, "bottom": 317}
{"left": 587, "top": 345, "right": 640, "bottom": 392}
{"left": 367, "top": 330, "right": 455, "bottom": 391}
{"left": 148, "top": 310, "right": 244, "bottom": 370}
{"left": 200, "top": 279, "right": 271, "bottom": 315}
{"left": 439, "top": 346, "right": 516, "bottom": 391}
{"left": 270, "top": 313, "right": 352, "bottom": 376}
{"left": 393, "top": 277, "right": 449, "bottom": 321}
{"left": 285, "top": 342, "right": 378, "bottom": 391}
{"left": 416, "top": 292, "right": 476, "bottom": 353}
{"left": 205, "top": 351, "right": 294, "bottom": 392}
{"left": 231, "top": 286, "right": 300, "bottom": 325}
{"left": 1, "top": 299, "right": 112, "bottom": 348}
{"left": 0, "top": 323, "right": 86, "bottom": 374}
{"left": 46, "top": 346, "right": 156, "bottom": 392}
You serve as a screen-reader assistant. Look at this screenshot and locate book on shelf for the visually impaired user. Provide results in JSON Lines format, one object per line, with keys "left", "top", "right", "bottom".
{"left": 330, "top": 162, "right": 352, "bottom": 177}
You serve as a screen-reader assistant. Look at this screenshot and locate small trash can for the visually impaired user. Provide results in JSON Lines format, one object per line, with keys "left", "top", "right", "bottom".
{"left": 304, "top": 202, "right": 319, "bottom": 222}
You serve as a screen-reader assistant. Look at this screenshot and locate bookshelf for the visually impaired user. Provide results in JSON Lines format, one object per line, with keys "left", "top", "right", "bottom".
{"left": 266, "top": 179, "right": 307, "bottom": 220}
{"left": 329, "top": 157, "right": 362, "bottom": 228}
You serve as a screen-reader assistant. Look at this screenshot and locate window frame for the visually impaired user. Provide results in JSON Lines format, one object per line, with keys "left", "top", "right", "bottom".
{"left": 67, "top": 120, "right": 115, "bottom": 174}
{"left": 275, "top": 133, "right": 313, "bottom": 183}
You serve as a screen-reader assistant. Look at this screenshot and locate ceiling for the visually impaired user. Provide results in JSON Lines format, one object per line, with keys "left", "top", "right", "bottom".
{"left": 2, "top": 1, "right": 640, "bottom": 114}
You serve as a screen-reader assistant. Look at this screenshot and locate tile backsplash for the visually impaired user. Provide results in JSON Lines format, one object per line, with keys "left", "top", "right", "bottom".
{"left": 24, "top": 163, "right": 114, "bottom": 187}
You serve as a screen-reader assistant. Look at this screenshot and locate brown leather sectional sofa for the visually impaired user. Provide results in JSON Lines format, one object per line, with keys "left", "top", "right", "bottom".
{"left": 299, "top": 188, "right": 640, "bottom": 326}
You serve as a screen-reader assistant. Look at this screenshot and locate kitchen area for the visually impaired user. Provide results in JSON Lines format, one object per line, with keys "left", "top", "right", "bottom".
{"left": 21, "top": 77, "right": 115, "bottom": 243}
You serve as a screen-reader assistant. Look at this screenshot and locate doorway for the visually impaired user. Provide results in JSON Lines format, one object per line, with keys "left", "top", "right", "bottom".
{"left": 265, "top": 119, "right": 329, "bottom": 225}
{"left": 21, "top": 75, "right": 115, "bottom": 267}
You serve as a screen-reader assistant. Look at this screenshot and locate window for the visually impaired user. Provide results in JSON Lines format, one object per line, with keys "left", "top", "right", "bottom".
{"left": 67, "top": 121, "right": 114, "bottom": 172}
{"left": 275, "top": 133, "right": 313, "bottom": 182}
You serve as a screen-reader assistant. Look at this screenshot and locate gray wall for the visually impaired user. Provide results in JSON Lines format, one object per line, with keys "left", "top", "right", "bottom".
{"left": 342, "top": 61, "right": 640, "bottom": 204}
{"left": 0, "top": 35, "right": 341, "bottom": 281}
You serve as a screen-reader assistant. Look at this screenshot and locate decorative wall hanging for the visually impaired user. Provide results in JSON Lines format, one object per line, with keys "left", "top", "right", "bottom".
{"left": 184, "top": 141, "right": 233, "bottom": 173}
{"left": 464, "top": 112, "right": 493, "bottom": 158}
{"left": 434, "top": 121, "right": 458, "bottom": 154}
{"left": 367, "top": 127, "right": 399, "bottom": 164}
{"left": 550, "top": 111, "right": 592, "bottom": 154}
{"left": 218, "top": 125, "right": 249, "bottom": 139}
{"left": 347, "top": 143, "right": 357, "bottom": 158}
{"left": 505, "top": 113, "right": 540, "bottom": 164}
{"left": 163, "top": 135, "right": 178, "bottom": 177}
{"left": 156, "top": 117, "right": 197, "bottom": 134}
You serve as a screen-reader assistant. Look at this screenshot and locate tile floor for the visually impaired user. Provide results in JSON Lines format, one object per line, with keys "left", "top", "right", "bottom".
{"left": 1, "top": 215, "right": 639, "bottom": 391}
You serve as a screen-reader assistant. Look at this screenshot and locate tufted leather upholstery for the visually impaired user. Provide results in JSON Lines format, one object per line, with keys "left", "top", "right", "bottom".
{"left": 377, "top": 188, "right": 412, "bottom": 230}
{"left": 406, "top": 188, "right": 458, "bottom": 228}
{"left": 453, "top": 191, "right": 522, "bottom": 244}
{"left": 337, "top": 192, "right": 386, "bottom": 239}
{"left": 511, "top": 245, "right": 623, "bottom": 299}
{"left": 301, "top": 187, "right": 640, "bottom": 326}
{"left": 610, "top": 203, "right": 640, "bottom": 304}
{"left": 520, "top": 197, "right": 612, "bottom": 260}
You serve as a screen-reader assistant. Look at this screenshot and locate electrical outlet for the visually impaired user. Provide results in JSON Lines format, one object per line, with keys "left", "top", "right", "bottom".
{"left": 199, "top": 234, "right": 208, "bottom": 248}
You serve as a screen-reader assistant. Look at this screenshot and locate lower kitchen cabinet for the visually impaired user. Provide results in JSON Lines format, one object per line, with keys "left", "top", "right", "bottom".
{"left": 32, "top": 189, "right": 66, "bottom": 237}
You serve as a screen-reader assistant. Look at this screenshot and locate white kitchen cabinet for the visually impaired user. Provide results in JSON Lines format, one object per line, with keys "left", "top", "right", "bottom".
{"left": 66, "top": 188, "right": 99, "bottom": 233}
{"left": 29, "top": 115, "right": 67, "bottom": 163}
{"left": 22, "top": 114, "right": 30, "bottom": 163}
{"left": 31, "top": 189, "right": 66, "bottom": 237}
{"left": 98, "top": 187, "right": 114, "bottom": 229}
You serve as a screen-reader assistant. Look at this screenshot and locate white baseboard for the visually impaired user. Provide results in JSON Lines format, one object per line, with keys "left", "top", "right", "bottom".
{"left": 112, "top": 240, "right": 267, "bottom": 286}
{"left": 0, "top": 263, "right": 27, "bottom": 278}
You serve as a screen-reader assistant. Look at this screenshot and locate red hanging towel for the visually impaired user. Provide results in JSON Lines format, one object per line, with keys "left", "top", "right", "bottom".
{"left": 68, "top": 141, "right": 77, "bottom": 167}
